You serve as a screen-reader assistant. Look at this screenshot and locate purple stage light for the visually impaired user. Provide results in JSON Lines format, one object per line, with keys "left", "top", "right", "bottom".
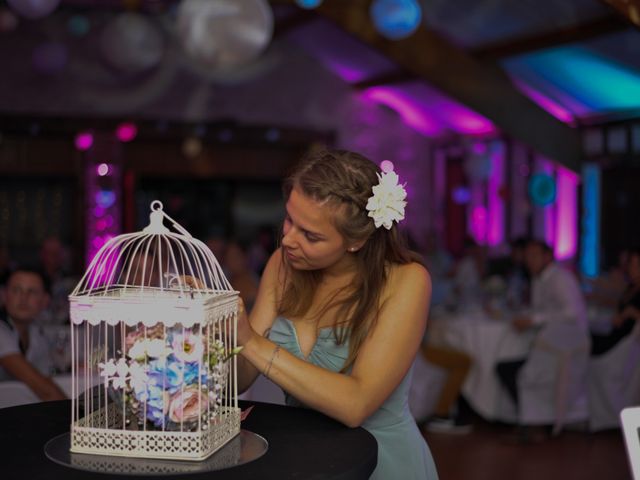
{"left": 75, "top": 132, "right": 93, "bottom": 151}
{"left": 116, "top": 122, "right": 137, "bottom": 142}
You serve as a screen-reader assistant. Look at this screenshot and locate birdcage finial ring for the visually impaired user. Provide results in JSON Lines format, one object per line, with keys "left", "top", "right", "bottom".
{"left": 151, "top": 200, "right": 164, "bottom": 212}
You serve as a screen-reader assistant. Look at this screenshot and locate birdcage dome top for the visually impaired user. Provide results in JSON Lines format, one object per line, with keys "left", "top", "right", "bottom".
{"left": 69, "top": 200, "right": 238, "bottom": 327}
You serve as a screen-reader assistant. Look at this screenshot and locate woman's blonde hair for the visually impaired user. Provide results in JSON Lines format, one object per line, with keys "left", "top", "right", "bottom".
{"left": 277, "top": 148, "right": 421, "bottom": 371}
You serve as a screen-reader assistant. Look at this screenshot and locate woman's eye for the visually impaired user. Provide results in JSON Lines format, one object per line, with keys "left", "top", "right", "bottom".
{"left": 305, "top": 232, "right": 319, "bottom": 243}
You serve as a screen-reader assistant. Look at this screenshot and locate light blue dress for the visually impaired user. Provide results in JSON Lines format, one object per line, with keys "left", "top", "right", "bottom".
{"left": 269, "top": 317, "right": 439, "bottom": 480}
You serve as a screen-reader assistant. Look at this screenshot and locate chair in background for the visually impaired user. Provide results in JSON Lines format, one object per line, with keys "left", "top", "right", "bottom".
{"left": 621, "top": 406, "right": 640, "bottom": 480}
{"left": 517, "top": 322, "right": 591, "bottom": 434}
{"left": 589, "top": 324, "right": 640, "bottom": 431}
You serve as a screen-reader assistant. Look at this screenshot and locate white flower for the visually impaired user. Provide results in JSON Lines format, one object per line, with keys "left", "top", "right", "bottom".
{"left": 128, "top": 361, "right": 148, "bottom": 393}
{"left": 365, "top": 170, "right": 407, "bottom": 230}
{"left": 99, "top": 359, "right": 117, "bottom": 378}
{"left": 147, "top": 339, "right": 169, "bottom": 358}
{"left": 115, "top": 358, "right": 129, "bottom": 377}
{"left": 129, "top": 338, "right": 169, "bottom": 360}
{"left": 112, "top": 375, "right": 128, "bottom": 390}
{"left": 128, "top": 339, "right": 148, "bottom": 360}
{"left": 172, "top": 332, "right": 204, "bottom": 363}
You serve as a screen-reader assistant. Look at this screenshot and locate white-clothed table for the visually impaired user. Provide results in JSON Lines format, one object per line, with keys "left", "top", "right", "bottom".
{"left": 0, "top": 374, "right": 75, "bottom": 409}
{"left": 427, "top": 309, "right": 535, "bottom": 422}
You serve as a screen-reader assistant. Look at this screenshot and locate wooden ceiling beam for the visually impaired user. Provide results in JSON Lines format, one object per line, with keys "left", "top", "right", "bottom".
{"left": 353, "top": 14, "right": 627, "bottom": 90}
{"left": 278, "top": 0, "right": 583, "bottom": 171}
{"left": 471, "top": 14, "right": 629, "bottom": 61}
{"left": 273, "top": 8, "right": 317, "bottom": 38}
{"left": 601, "top": 0, "right": 640, "bottom": 28}
{"left": 353, "top": 70, "right": 414, "bottom": 90}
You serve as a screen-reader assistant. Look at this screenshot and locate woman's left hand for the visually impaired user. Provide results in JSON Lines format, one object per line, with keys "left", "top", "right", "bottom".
{"left": 236, "top": 297, "right": 258, "bottom": 347}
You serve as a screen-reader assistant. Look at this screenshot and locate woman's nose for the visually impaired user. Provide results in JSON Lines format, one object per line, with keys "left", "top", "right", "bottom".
{"left": 281, "top": 228, "right": 296, "bottom": 249}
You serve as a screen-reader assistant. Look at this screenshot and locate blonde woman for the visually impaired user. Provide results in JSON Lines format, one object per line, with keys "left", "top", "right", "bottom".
{"left": 236, "top": 149, "right": 438, "bottom": 479}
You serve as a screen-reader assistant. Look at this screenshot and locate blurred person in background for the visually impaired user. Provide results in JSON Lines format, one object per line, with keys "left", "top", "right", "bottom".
{"left": 422, "top": 230, "right": 453, "bottom": 310}
{"left": 591, "top": 247, "right": 640, "bottom": 356}
{"left": 205, "top": 231, "right": 227, "bottom": 273}
{"left": 37, "top": 236, "right": 76, "bottom": 325}
{"left": 448, "top": 237, "right": 486, "bottom": 312}
{"left": 0, "top": 246, "right": 14, "bottom": 310}
{"left": 0, "top": 265, "right": 66, "bottom": 400}
{"left": 586, "top": 248, "right": 629, "bottom": 310}
{"left": 504, "top": 236, "right": 530, "bottom": 310}
{"left": 248, "top": 225, "right": 277, "bottom": 276}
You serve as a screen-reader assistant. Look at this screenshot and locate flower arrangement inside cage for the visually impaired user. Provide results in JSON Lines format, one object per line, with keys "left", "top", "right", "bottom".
{"left": 99, "top": 322, "right": 235, "bottom": 433}
{"left": 69, "top": 201, "right": 241, "bottom": 461}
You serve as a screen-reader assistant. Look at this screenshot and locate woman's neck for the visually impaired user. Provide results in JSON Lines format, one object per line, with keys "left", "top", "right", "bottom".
{"left": 321, "top": 254, "right": 359, "bottom": 285}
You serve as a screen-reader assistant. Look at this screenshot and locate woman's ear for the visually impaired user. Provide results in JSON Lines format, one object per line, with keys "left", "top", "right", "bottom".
{"left": 347, "top": 240, "right": 366, "bottom": 253}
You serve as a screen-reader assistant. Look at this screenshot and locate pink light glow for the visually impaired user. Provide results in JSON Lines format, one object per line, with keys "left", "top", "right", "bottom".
{"left": 93, "top": 206, "right": 105, "bottom": 218}
{"left": 116, "top": 122, "right": 137, "bottom": 142}
{"left": 362, "top": 87, "right": 443, "bottom": 137}
{"left": 92, "top": 236, "right": 104, "bottom": 249}
{"left": 470, "top": 205, "right": 488, "bottom": 244}
{"left": 96, "top": 163, "right": 110, "bottom": 176}
{"left": 380, "top": 160, "right": 395, "bottom": 172}
{"left": 365, "top": 82, "right": 495, "bottom": 136}
{"left": 487, "top": 144, "right": 505, "bottom": 246}
{"left": 75, "top": 131, "right": 93, "bottom": 151}
{"left": 323, "top": 59, "right": 370, "bottom": 83}
{"left": 471, "top": 142, "right": 487, "bottom": 155}
{"left": 450, "top": 114, "right": 495, "bottom": 135}
{"left": 514, "top": 80, "right": 574, "bottom": 124}
{"left": 555, "top": 167, "right": 578, "bottom": 260}
{"left": 95, "top": 219, "right": 108, "bottom": 231}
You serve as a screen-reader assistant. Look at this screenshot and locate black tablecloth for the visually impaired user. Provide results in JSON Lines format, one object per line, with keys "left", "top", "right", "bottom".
{"left": 0, "top": 400, "right": 377, "bottom": 480}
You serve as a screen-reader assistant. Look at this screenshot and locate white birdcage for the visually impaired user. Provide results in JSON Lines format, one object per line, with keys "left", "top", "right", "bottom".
{"left": 68, "top": 200, "right": 240, "bottom": 461}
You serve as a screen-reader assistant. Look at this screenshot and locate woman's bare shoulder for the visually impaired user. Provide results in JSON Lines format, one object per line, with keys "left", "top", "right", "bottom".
{"left": 388, "top": 261, "right": 430, "bottom": 288}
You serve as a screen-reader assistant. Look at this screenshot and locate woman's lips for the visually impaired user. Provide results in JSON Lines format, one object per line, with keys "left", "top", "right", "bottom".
{"left": 285, "top": 249, "right": 300, "bottom": 262}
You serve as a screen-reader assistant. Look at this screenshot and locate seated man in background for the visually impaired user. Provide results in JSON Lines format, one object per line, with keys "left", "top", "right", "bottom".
{"left": 496, "top": 239, "right": 587, "bottom": 440}
{"left": 0, "top": 266, "right": 66, "bottom": 401}
{"left": 591, "top": 246, "right": 640, "bottom": 356}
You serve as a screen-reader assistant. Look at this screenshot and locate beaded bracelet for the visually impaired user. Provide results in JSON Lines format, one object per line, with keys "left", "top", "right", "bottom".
{"left": 264, "top": 345, "right": 281, "bottom": 379}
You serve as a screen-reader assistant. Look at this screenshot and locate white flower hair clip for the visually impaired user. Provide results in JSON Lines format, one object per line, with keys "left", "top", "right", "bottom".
{"left": 365, "top": 161, "right": 407, "bottom": 230}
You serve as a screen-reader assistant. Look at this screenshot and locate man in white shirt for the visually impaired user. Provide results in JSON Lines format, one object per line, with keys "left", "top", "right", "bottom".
{"left": 496, "top": 240, "right": 587, "bottom": 416}
{"left": 0, "top": 266, "right": 66, "bottom": 400}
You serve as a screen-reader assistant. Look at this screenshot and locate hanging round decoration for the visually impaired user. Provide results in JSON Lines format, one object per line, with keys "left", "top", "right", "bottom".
{"left": 67, "top": 14, "right": 90, "bottom": 37}
{"left": 370, "top": 0, "right": 422, "bottom": 40}
{"left": 6, "top": 0, "right": 60, "bottom": 20}
{"left": 176, "top": 0, "right": 274, "bottom": 71}
{"left": 528, "top": 173, "right": 556, "bottom": 206}
{"left": 100, "top": 13, "right": 165, "bottom": 75}
{"left": 295, "top": 0, "right": 322, "bottom": 8}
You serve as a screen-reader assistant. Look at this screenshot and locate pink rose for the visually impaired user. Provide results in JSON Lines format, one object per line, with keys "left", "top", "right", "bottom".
{"left": 168, "top": 387, "right": 209, "bottom": 423}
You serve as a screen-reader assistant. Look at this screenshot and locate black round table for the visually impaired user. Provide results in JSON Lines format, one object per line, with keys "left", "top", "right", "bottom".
{"left": 0, "top": 400, "right": 377, "bottom": 480}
